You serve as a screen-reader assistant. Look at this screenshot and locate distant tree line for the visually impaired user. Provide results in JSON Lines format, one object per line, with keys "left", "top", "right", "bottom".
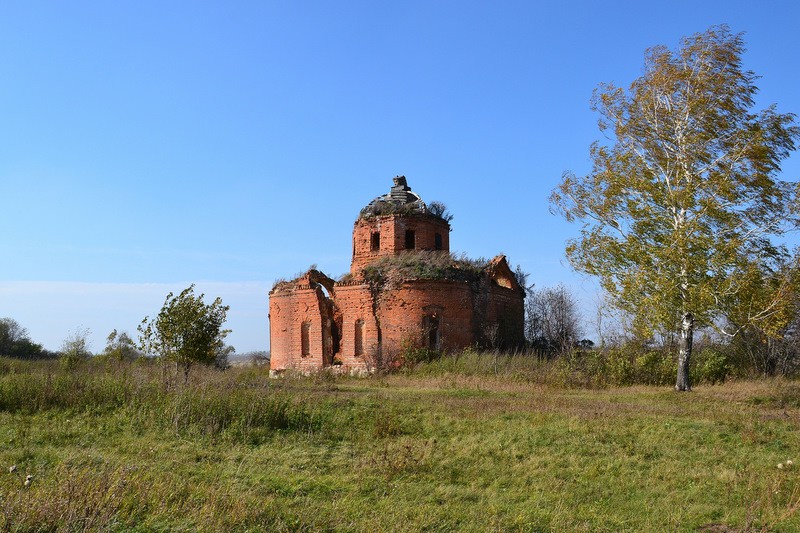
{"left": 1, "top": 285, "right": 235, "bottom": 378}
{"left": 0, "top": 318, "right": 57, "bottom": 359}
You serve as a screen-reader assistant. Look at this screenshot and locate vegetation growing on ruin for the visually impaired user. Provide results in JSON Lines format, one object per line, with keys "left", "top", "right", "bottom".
{"left": 270, "top": 277, "right": 291, "bottom": 291}
{"left": 358, "top": 200, "right": 453, "bottom": 224}
{"left": 426, "top": 200, "right": 454, "bottom": 223}
{"left": 1, "top": 356, "right": 800, "bottom": 531}
{"left": 272, "top": 251, "right": 487, "bottom": 290}
{"left": 359, "top": 200, "right": 423, "bottom": 219}
{"left": 361, "top": 251, "right": 488, "bottom": 286}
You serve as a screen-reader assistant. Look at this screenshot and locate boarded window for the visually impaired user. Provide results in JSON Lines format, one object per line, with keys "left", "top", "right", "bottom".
{"left": 371, "top": 231, "right": 380, "bottom": 251}
{"left": 301, "top": 322, "right": 311, "bottom": 356}
{"left": 405, "top": 230, "right": 416, "bottom": 249}
{"left": 354, "top": 319, "right": 364, "bottom": 356}
{"left": 435, "top": 233, "right": 442, "bottom": 250}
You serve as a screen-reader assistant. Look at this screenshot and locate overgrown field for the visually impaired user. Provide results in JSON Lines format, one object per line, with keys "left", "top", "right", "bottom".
{"left": 1, "top": 355, "right": 799, "bottom": 531}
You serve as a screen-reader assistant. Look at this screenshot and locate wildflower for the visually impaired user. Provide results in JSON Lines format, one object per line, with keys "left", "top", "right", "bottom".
{"left": 788, "top": 460, "right": 794, "bottom": 466}
{"left": 24, "top": 474, "right": 32, "bottom": 487}
{"left": 778, "top": 463, "right": 784, "bottom": 469}
{"left": 8, "top": 465, "right": 16, "bottom": 473}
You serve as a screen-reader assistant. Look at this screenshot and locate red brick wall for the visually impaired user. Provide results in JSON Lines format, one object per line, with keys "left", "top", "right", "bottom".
{"left": 331, "top": 283, "right": 377, "bottom": 368}
{"left": 485, "top": 285, "right": 526, "bottom": 349}
{"left": 377, "top": 280, "right": 475, "bottom": 352}
{"left": 269, "top": 287, "right": 329, "bottom": 372}
{"left": 329, "top": 280, "right": 477, "bottom": 360}
{"left": 270, "top": 276, "right": 525, "bottom": 373}
{"left": 351, "top": 214, "right": 450, "bottom": 275}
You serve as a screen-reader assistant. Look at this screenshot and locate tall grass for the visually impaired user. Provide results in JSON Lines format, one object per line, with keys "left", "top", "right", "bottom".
{"left": 404, "top": 346, "right": 734, "bottom": 387}
{"left": 0, "top": 367, "right": 137, "bottom": 413}
{"left": 0, "top": 358, "right": 319, "bottom": 441}
{"left": 1, "top": 356, "right": 799, "bottom": 531}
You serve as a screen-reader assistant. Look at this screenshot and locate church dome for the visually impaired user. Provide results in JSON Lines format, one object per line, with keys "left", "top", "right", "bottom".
{"left": 359, "top": 176, "right": 429, "bottom": 218}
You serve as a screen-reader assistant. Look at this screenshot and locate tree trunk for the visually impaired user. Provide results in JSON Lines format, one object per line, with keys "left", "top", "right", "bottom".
{"left": 675, "top": 312, "right": 694, "bottom": 391}
{"left": 183, "top": 362, "right": 191, "bottom": 386}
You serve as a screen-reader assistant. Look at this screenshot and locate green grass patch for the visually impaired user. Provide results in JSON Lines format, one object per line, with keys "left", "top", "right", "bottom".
{"left": 0, "top": 358, "right": 798, "bottom": 531}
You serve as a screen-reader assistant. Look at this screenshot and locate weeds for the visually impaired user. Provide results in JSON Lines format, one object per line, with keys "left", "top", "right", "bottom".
{"left": 361, "top": 251, "right": 487, "bottom": 287}
{"left": 0, "top": 358, "right": 320, "bottom": 443}
{"left": 740, "top": 459, "right": 800, "bottom": 531}
{"left": 162, "top": 387, "right": 319, "bottom": 442}
{"left": 0, "top": 462, "right": 135, "bottom": 531}
{"left": 366, "top": 439, "right": 435, "bottom": 481}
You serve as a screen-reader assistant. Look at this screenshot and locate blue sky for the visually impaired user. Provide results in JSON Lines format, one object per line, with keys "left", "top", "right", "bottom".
{"left": 2, "top": 1, "right": 799, "bottom": 353}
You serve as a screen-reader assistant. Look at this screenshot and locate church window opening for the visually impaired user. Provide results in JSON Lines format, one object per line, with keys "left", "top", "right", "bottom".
{"left": 435, "top": 233, "right": 442, "bottom": 250}
{"left": 422, "top": 314, "right": 440, "bottom": 350}
{"left": 354, "top": 319, "right": 364, "bottom": 356}
{"left": 405, "top": 230, "right": 416, "bottom": 250}
{"left": 301, "top": 322, "right": 311, "bottom": 356}
{"left": 371, "top": 231, "right": 380, "bottom": 251}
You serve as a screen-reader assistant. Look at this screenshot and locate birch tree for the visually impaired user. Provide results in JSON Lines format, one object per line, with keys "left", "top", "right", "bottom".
{"left": 550, "top": 26, "right": 800, "bottom": 391}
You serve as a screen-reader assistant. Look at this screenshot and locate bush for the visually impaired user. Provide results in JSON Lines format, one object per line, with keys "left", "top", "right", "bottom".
{"left": 550, "top": 349, "right": 608, "bottom": 388}
{"left": 694, "top": 347, "right": 731, "bottom": 385}
{"left": 400, "top": 342, "right": 441, "bottom": 368}
{"left": 604, "top": 345, "right": 638, "bottom": 385}
{"left": 548, "top": 343, "right": 735, "bottom": 388}
{"left": 635, "top": 350, "right": 675, "bottom": 386}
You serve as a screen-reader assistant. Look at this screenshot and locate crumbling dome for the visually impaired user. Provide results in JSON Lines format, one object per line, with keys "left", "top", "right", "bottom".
{"left": 359, "top": 176, "right": 429, "bottom": 218}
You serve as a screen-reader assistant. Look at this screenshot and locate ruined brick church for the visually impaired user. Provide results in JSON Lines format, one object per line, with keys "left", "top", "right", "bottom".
{"left": 269, "top": 176, "right": 525, "bottom": 373}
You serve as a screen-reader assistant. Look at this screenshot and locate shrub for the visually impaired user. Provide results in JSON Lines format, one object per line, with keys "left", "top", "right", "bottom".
{"left": 694, "top": 347, "right": 731, "bottom": 385}
{"left": 427, "top": 200, "right": 454, "bottom": 223}
{"left": 550, "top": 349, "right": 608, "bottom": 388}
{"left": 635, "top": 350, "right": 675, "bottom": 386}
{"left": 604, "top": 345, "right": 638, "bottom": 385}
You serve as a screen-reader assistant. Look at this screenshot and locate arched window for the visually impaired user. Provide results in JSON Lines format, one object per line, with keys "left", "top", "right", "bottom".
{"left": 301, "top": 322, "right": 311, "bottom": 356}
{"left": 422, "top": 314, "right": 440, "bottom": 350}
{"left": 354, "top": 319, "right": 364, "bottom": 356}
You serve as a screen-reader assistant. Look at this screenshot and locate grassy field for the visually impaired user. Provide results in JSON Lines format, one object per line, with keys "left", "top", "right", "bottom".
{"left": 0, "top": 356, "right": 799, "bottom": 532}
